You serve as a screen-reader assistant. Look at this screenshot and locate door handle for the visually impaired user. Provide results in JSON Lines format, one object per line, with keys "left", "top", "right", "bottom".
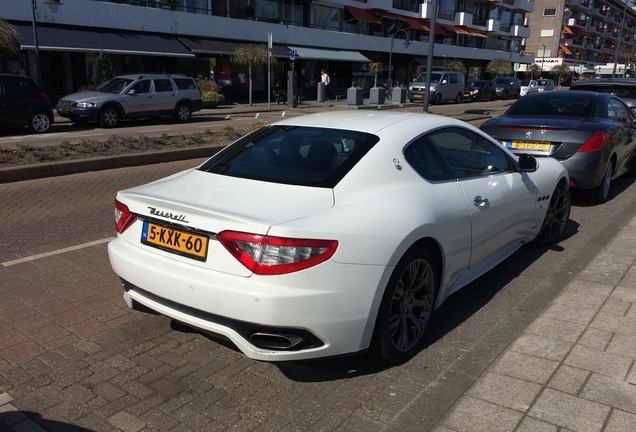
{"left": 473, "top": 196, "right": 489, "bottom": 207}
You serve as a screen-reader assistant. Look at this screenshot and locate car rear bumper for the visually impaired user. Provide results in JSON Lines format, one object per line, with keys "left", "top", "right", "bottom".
{"left": 108, "top": 237, "right": 387, "bottom": 361}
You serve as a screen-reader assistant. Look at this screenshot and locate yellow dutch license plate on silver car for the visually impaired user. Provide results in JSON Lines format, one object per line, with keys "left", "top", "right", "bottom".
{"left": 141, "top": 221, "right": 209, "bottom": 261}
{"left": 508, "top": 141, "right": 551, "bottom": 151}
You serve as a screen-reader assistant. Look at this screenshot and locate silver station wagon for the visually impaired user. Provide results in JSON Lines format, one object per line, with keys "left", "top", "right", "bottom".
{"left": 57, "top": 74, "right": 202, "bottom": 128}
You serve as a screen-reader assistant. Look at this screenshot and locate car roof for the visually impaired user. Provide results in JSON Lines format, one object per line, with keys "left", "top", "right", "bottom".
{"left": 271, "top": 110, "right": 471, "bottom": 135}
{"left": 112, "top": 74, "right": 192, "bottom": 80}
{"left": 571, "top": 78, "right": 636, "bottom": 86}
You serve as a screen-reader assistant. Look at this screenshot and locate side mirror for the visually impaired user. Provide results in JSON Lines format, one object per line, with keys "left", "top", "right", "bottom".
{"left": 518, "top": 153, "right": 538, "bottom": 172}
{"left": 127, "top": 89, "right": 137, "bottom": 96}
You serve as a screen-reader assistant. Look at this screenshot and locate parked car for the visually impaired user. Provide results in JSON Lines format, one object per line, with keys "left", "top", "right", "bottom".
{"left": 0, "top": 74, "right": 53, "bottom": 133}
{"left": 519, "top": 79, "right": 540, "bottom": 97}
{"left": 570, "top": 78, "right": 636, "bottom": 114}
{"left": 536, "top": 78, "right": 556, "bottom": 92}
{"left": 408, "top": 71, "right": 465, "bottom": 104}
{"left": 109, "top": 111, "right": 570, "bottom": 363}
{"left": 57, "top": 74, "right": 202, "bottom": 128}
{"left": 492, "top": 77, "right": 521, "bottom": 99}
{"left": 480, "top": 91, "right": 636, "bottom": 203}
{"left": 463, "top": 80, "right": 497, "bottom": 102}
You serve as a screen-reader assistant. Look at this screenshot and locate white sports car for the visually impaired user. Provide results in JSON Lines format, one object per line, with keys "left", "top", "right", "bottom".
{"left": 108, "top": 111, "right": 570, "bottom": 363}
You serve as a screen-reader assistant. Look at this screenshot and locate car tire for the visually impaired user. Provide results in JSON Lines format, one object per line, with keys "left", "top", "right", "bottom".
{"left": 532, "top": 182, "right": 571, "bottom": 246}
{"left": 491, "top": 93, "right": 496, "bottom": 101}
{"left": 454, "top": 93, "right": 462, "bottom": 104}
{"left": 503, "top": 91, "right": 509, "bottom": 100}
{"left": 516, "top": 90, "right": 520, "bottom": 99}
{"left": 431, "top": 94, "right": 441, "bottom": 105}
{"left": 371, "top": 246, "right": 438, "bottom": 364}
{"left": 28, "top": 112, "right": 52, "bottom": 133}
{"left": 588, "top": 160, "right": 613, "bottom": 204}
{"left": 175, "top": 102, "right": 192, "bottom": 123}
{"left": 98, "top": 106, "right": 120, "bottom": 128}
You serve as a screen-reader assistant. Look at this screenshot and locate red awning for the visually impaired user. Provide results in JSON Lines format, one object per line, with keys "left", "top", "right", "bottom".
{"left": 345, "top": 6, "right": 381, "bottom": 24}
{"left": 441, "top": 25, "right": 485, "bottom": 37}
{"left": 562, "top": 25, "right": 574, "bottom": 34}
{"left": 376, "top": 11, "right": 447, "bottom": 35}
{"left": 560, "top": 45, "right": 572, "bottom": 54}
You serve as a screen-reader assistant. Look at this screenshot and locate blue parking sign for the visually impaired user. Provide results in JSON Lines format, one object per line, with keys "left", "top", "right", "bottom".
{"left": 289, "top": 50, "right": 296, "bottom": 60}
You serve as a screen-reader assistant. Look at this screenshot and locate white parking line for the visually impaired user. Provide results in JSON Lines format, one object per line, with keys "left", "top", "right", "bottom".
{"left": 2, "top": 237, "right": 114, "bottom": 267}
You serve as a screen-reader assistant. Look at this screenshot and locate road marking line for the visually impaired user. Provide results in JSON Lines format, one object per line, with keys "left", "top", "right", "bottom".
{"left": 2, "top": 237, "right": 114, "bottom": 267}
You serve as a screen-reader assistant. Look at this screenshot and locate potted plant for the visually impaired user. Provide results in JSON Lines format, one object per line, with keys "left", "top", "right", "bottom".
{"left": 196, "top": 77, "right": 225, "bottom": 108}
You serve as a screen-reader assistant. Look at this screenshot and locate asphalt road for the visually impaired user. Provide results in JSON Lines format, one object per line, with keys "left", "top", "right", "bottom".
{"left": 1, "top": 99, "right": 635, "bottom": 431}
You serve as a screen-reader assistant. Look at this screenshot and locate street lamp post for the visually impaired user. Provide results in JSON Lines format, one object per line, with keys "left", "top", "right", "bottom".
{"left": 541, "top": 44, "right": 546, "bottom": 76}
{"left": 388, "top": 28, "right": 410, "bottom": 89}
{"left": 612, "top": 0, "right": 630, "bottom": 78}
{"left": 30, "top": 0, "right": 63, "bottom": 89}
{"left": 423, "top": 0, "right": 439, "bottom": 113}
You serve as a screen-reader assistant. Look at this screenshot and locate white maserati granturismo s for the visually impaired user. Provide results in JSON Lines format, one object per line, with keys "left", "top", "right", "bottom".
{"left": 108, "top": 111, "right": 570, "bottom": 363}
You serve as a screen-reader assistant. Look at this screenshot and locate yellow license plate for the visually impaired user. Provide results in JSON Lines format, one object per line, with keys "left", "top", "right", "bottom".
{"left": 509, "top": 141, "right": 551, "bottom": 151}
{"left": 413, "top": 94, "right": 422, "bottom": 99}
{"left": 59, "top": 108, "right": 69, "bottom": 114}
{"left": 141, "top": 221, "right": 209, "bottom": 261}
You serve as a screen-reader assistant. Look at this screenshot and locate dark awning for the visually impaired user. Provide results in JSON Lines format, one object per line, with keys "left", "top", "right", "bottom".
{"left": 345, "top": 6, "right": 380, "bottom": 24}
{"left": 377, "top": 11, "right": 447, "bottom": 36}
{"left": 178, "top": 37, "right": 289, "bottom": 58}
{"left": 12, "top": 22, "right": 194, "bottom": 57}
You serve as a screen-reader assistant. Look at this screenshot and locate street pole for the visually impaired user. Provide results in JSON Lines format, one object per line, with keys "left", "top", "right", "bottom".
{"left": 612, "top": 0, "right": 629, "bottom": 78}
{"left": 30, "top": 0, "right": 43, "bottom": 89}
{"left": 541, "top": 44, "right": 546, "bottom": 77}
{"left": 267, "top": 33, "right": 272, "bottom": 108}
{"left": 423, "top": 0, "right": 438, "bottom": 113}
{"left": 388, "top": 28, "right": 409, "bottom": 89}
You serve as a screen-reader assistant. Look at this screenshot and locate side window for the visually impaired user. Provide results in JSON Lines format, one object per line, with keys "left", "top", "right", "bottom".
{"left": 129, "top": 79, "right": 151, "bottom": 94}
{"left": 404, "top": 136, "right": 453, "bottom": 181}
{"left": 609, "top": 99, "right": 632, "bottom": 123}
{"left": 173, "top": 78, "right": 197, "bottom": 90}
{"left": 427, "top": 128, "right": 513, "bottom": 179}
{"left": 450, "top": 73, "right": 458, "bottom": 84}
{"left": 153, "top": 79, "right": 174, "bottom": 93}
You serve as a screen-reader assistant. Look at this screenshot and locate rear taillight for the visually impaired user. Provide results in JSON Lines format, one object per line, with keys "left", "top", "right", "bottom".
{"left": 39, "top": 91, "right": 49, "bottom": 100}
{"left": 577, "top": 132, "right": 611, "bottom": 153}
{"left": 114, "top": 200, "right": 136, "bottom": 234}
{"left": 217, "top": 231, "right": 338, "bottom": 275}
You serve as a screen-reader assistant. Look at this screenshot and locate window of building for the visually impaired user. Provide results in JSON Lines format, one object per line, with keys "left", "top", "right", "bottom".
{"left": 543, "top": 8, "right": 557, "bottom": 16}
{"left": 311, "top": 3, "right": 340, "bottom": 31}
{"left": 540, "top": 29, "right": 555, "bottom": 37}
{"left": 393, "top": 0, "right": 419, "bottom": 13}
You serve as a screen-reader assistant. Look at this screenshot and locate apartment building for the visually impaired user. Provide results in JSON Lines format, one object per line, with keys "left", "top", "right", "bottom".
{"left": 1, "top": 0, "right": 535, "bottom": 102}
{"left": 524, "top": 0, "right": 636, "bottom": 81}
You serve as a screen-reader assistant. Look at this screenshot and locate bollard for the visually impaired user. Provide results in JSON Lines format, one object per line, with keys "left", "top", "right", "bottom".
{"left": 347, "top": 86, "right": 363, "bottom": 105}
{"left": 317, "top": 82, "right": 326, "bottom": 102}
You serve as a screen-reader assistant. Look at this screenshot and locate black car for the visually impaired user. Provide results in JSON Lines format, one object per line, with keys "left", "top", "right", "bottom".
{"left": 480, "top": 91, "right": 636, "bottom": 203}
{"left": 463, "top": 80, "right": 497, "bottom": 102}
{"left": 0, "top": 74, "right": 54, "bottom": 133}
{"left": 570, "top": 78, "right": 636, "bottom": 115}
{"left": 492, "top": 77, "right": 521, "bottom": 100}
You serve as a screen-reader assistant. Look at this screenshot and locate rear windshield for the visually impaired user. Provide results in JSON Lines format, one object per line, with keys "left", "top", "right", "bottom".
{"left": 572, "top": 83, "right": 636, "bottom": 99}
{"left": 508, "top": 93, "right": 595, "bottom": 117}
{"left": 198, "top": 125, "right": 379, "bottom": 188}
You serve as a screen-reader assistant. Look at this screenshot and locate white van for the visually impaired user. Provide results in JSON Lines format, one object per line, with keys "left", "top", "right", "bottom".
{"left": 408, "top": 71, "right": 466, "bottom": 104}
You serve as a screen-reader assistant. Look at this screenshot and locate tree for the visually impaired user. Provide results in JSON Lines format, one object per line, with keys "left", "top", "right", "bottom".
{"left": 368, "top": 61, "right": 384, "bottom": 87}
{"left": 485, "top": 58, "right": 513, "bottom": 77}
{"left": 232, "top": 44, "right": 276, "bottom": 105}
{"left": 527, "top": 63, "right": 542, "bottom": 79}
{"left": 551, "top": 64, "right": 571, "bottom": 88}
{"left": 91, "top": 48, "right": 116, "bottom": 86}
{"left": 618, "top": 45, "right": 636, "bottom": 76}
{"left": 443, "top": 58, "right": 467, "bottom": 74}
{"left": 0, "top": 19, "right": 20, "bottom": 60}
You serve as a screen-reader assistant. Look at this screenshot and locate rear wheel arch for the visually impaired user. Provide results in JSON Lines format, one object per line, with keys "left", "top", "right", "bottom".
{"left": 370, "top": 238, "right": 443, "bottom": 363}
